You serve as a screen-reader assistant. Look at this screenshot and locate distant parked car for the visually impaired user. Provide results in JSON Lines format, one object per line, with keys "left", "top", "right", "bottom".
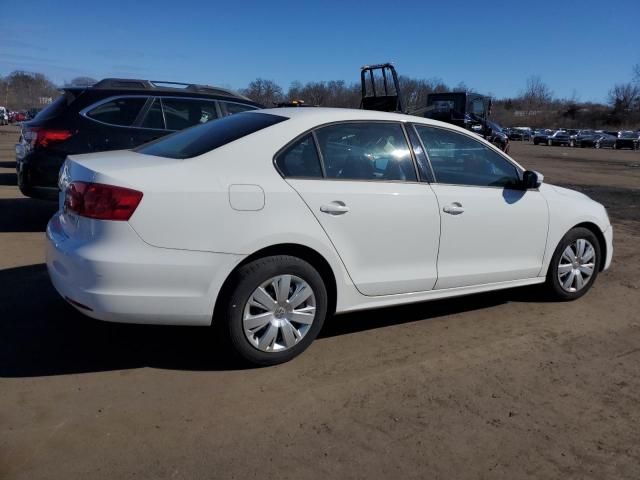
{"left": 15, "top": 78, "right": 262, "bottom": 200}
{"left": 532, "top": 129, "right": 553, "bottom": 145}
{"left": 11, "top": 111, "right": 27, "bottom": 123}
{"left": 546, "top": 131, "right": 571, "bottom": 146}
{"left": 594, "top": 134, "right": 617, "bottom": 149}
{"left": 508, "top": 128, "right": 531, "bottom": 141}
{"left": 570, "top": 130, "right": 596, "bottom": 147}
{"left": 615, "top": 131, "right": 639, "bottom": 150}
{"left": 0, "top": 106, "right": 8, "bottom": 125}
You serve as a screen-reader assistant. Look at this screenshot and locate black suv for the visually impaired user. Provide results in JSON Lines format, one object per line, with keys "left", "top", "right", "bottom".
{"left": 15, "top": 78, "right": 262, "bottom": 200}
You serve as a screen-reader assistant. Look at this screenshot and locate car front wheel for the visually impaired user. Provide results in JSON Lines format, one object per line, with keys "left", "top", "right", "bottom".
{"left": 221, "top": 255, "right": 328, "bottom": 365}
{"left": 545, "top": 227, "right": 601, "bottom": 301}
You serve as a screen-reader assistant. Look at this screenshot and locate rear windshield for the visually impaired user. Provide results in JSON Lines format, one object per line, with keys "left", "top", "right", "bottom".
{"left": 135, "top": 112, "right": 287, "bottom": 159}
{"left": 33, "top": 91, "right": 76, "bottom": 121}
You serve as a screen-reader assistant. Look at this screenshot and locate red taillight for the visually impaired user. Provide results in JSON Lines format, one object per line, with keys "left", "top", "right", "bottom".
{"left": 27, "top": 127, "right": 74, "bottom": 148}
{"left": 64, "top": 181, "right": 143, "bottom": 221}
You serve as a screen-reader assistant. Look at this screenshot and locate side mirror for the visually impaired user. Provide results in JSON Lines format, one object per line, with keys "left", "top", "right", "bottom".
{"left": 522, "top": 170, "right": 544, "bottom": 189}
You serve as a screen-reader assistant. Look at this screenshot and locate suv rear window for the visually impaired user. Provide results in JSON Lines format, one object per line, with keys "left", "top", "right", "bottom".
{"left": 33, "top": 92, "right": 74, "bottom": 121}
{"left": 86, "top": 97, "right": 147, "bottom": 126}
{"left": 135, "top": 112, "right": 287, "bottom": 159}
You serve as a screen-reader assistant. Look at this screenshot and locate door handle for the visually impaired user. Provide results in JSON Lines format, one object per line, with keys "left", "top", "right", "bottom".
{"left": 320, "top": 202, "right": 350, "bottom": 215}
{"left": 443, "top": 202, "right": 464, "bottom": 215}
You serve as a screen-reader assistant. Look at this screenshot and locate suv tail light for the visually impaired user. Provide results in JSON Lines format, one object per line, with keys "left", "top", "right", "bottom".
{"left": 23, "top": 127, "right": 74, "bottom": 148}
{"left": 64, "top": 181, "right": 143, "bottom": 221}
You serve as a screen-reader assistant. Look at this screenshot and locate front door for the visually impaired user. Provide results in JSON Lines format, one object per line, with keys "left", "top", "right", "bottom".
{"left": 413, "top": 124, "right": 549, "bottom": 289}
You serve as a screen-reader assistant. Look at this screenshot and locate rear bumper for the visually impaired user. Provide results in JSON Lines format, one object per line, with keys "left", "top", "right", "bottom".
{"left": 16, "top": 149, "right": 65, "bottom": 200}
{"left": 46, "top": 211, "right": 245, "bottom": 326}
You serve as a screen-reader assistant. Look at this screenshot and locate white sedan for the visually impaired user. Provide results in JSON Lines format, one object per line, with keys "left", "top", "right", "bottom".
{"left": 47, "top": 108, "right": 613, "bottom": 365}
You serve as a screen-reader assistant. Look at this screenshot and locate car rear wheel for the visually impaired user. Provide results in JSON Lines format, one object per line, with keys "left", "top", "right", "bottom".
{"left": 545, "top": 227, "right": 600, "bottom": 301}
{"left": 221, "top": 255, "right": 328, "bottom": 365}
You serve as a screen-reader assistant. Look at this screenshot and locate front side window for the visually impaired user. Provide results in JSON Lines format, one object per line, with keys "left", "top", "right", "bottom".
{"left": 222, "top": 101, "right": 258, "bottom": 116}
{"left": 136, "top": 112, "right": 287, "bottom": 159}
{"left": 414, "top": 125, "right": 521, "bottom": 188}
{"left": 314, "top": 122, "right": 417, "bottom": 181}
{"left": 275, "top": 134, "right": 323, "bottom": 178}
{"left": 161, "top": 98, "right": 218, "bottom": 130}
{"left": 86, "top": 97, "right": 147, "bottom": 126}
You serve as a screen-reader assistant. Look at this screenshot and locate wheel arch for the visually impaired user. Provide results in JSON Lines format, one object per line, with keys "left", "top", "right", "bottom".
{"left": 212, "top": 243, "right": 338, "bottom": 325}
{"left": 572, "top": 222, "right": 607, "bottom": 271}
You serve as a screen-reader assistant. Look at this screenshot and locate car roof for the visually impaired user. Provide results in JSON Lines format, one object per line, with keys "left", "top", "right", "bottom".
{"left": 255, "top": 107, "right": 475, "bottom": 134}
{"left": 62, "top": 78, "right": 257, "bottom": 104}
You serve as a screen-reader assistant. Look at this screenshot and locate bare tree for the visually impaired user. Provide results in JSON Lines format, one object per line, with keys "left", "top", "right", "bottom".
{"left": 633, "top": 64, "right": 640, "bottom": 84}
{"left": 241, "top": 78, "right": 283, "bottom": 106}
{"left": 520, "top": 75, "right": 553, "bottom": 110}
{"left": 608, "top": 83, "right": 640, "bottom": 112}
{"left": 453, "top": 81, "right": 475, "bottom": 93}
{"left": 2, "top": 71, "right": 59, "bottom": 110}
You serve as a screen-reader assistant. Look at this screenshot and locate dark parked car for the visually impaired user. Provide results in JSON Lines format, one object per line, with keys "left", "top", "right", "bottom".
{"left": 507, "top": 128, "right": 531, "bottom": 141}
{"left": 532, "top": 129, "right": 553, "bottom": 145}
{"left": 546, "top": 130, "right": 571, "bottom": 146}
{"left": 15, "top": 78, "right": 262, "bottom": 200}
{"left": 569, "top": 130, "right": 597, "bottom": 147}
{"left": 594, "top": 134, "right": 617, "bottom": 149}
{"left": 615, "top": 131, "right": 639, "bottom": 150}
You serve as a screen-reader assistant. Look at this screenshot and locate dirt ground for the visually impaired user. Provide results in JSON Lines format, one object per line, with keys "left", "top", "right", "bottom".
{"left": 1, "top": 125, "right": 639, "bottom": 480}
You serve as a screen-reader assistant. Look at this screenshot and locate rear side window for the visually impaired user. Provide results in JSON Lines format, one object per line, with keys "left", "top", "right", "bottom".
{"left": 161, "top": 98, "right": 218, "bottom": 130}
{"left": 136, "top": 112, "right": 287, "bottom": 159}
{"left": 275, "top": 134, "right": 323, "bottom": 178}
{"left": 221, "top": 101, "right": 257, "bottom": 116}
{"left": 314, "top": 122, "right": 417, "bottom": 181}
{"left": 86, "top": 97, "right": 147, "bottom": 126}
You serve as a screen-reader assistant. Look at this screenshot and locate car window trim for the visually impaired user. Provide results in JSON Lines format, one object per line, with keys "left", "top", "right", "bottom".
{"left": 80, "top": 94, "right": 255, "bottom": 131}
{"left": 79, "top": 95, "right": 152, "bottom": 129}
{"left": 134, "top": 97, "right": 165, "bottom": 129}
{"left": 403, "top": 123, "right": 432, "bottom": 183}
{"left": 273, "top": 120, "right": 422, "bottom": 184}
{"left": 410, "top": 122, "right": 525, "bottom": 189}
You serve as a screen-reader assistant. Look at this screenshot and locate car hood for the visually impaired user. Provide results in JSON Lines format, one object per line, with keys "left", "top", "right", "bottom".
{"left": 548, "top": 184, "right": 591, "bottom": 201}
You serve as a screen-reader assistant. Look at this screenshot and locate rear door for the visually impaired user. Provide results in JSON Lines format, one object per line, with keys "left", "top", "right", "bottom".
{"left": 280, "top": 122, "right": 441, "bottom": 296}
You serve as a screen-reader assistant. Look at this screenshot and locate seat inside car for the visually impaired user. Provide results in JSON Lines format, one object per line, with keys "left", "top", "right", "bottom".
{"left": 340, "top": 153, "right": 374, "bottom": 180}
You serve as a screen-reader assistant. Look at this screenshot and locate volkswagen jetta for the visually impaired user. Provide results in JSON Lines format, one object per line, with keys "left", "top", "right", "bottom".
{"left": 47, "top": 108, "right": 613, "bottom": 365}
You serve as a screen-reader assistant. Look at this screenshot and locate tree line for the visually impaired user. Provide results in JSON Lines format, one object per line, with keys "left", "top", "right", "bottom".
{"left": 2, "top": 65, "right": 639, "bottom": 129}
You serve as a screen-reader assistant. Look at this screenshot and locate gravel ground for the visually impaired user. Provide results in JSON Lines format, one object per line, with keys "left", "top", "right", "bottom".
{"left": 1, "top": 126, "right": 639, "bottom": 480}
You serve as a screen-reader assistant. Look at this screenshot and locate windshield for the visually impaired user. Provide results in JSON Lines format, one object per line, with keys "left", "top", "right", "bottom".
{"left": 620, "top": 132, "right": 636, "bottom": 138}
{"left": 135, "top": 112, "right": 287, "bottom": 159}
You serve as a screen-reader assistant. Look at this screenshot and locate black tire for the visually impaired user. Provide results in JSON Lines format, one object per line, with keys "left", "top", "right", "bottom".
{"left": 219, "top": 255, "right": 328, "bottom": 366}
{"left": 545, "top": 227, "right": 601, "bottom": 301}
